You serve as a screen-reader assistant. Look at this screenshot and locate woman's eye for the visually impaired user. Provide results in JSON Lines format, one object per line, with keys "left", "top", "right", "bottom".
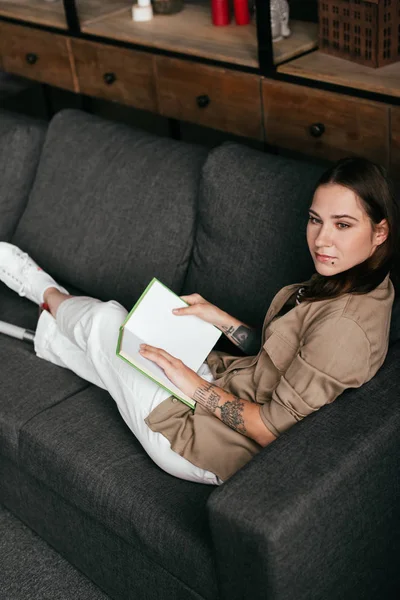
{"left": 308, "top": 216, "right": 320, "bottom": 224}
{"left": 337, "top": 222, "right": 350, "bottom": 229}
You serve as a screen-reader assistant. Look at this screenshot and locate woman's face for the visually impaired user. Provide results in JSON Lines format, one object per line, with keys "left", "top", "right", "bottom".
{"left": 306, "top": 183, "right": 388, "bottom": 276}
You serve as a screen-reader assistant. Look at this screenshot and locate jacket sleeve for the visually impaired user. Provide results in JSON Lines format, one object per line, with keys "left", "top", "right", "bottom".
{"left": 260, "top": 316, "right": 371, "bottom": 436}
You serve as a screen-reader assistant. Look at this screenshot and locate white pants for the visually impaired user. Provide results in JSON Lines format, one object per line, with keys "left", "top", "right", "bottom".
{"left": 34, "top": 296, "right": 221, "bottom": 485}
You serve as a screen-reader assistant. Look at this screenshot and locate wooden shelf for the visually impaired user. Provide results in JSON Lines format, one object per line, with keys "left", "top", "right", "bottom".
{"left": 80, "top": 0, "right": 259, "bottom": 69}
{"left": 278, "top": 50, "right": 400, "bottom": 99}
{"left": 273, "top": 20, "right": 318, "bottom": 66}
{"left": 76, "top": 1, "right": 132, "bottom": 26}
{"left": 0, "top": 0, "right": 67, "bottom": 29}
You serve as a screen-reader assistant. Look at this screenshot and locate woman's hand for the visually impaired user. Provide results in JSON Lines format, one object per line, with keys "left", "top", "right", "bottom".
{"left": 172, "top": 293, "right": 229, "bottom": 329}
{"left": 174, "top": 293, "right": 261, "bottom": 355}
{"left": 139, "top": 344, "right": 202, "bottom": 398}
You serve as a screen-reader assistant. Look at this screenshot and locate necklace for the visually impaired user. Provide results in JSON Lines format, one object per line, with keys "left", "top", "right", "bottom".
{"left": 296, "top": 287, "right": 305, "bottom": 305}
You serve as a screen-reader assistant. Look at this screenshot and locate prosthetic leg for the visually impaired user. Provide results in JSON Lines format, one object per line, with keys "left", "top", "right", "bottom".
{"left": 0, "top": 320, "right": 35, "bottom": 343}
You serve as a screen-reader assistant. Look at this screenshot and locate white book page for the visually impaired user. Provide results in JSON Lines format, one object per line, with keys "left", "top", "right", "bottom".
{"left": 119, "top": 328, "right": 194, "bottom": 406}
{"left": 124, "top": 280, "right": 221, "bottom": 372}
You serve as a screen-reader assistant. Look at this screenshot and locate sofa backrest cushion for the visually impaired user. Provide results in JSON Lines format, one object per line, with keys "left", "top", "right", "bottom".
{"left": 13, "top": 109, "right": 207, "bottom": 309}
{"left": 0, "top": 110, "right": 46, "bottom": 241}
{"left": 183, "top": 143, "right": 325, "bottom": 327}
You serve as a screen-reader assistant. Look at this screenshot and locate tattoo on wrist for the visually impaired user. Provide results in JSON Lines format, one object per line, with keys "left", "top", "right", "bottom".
{"left": 193, "top": 383, "right": 220, "bottom": 413}
{"left": 193, "top": 384, "right": 247, "bottom": 435}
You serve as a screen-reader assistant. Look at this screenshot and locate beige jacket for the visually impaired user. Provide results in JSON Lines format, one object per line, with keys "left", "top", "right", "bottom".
{"left": 146, "top": 276, "right": 394, "bottom": 481}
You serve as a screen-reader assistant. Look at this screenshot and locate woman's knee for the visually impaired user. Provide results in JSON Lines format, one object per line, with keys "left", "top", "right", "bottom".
{"left": 87, "top": 300, "right": 128, "bottom": 349}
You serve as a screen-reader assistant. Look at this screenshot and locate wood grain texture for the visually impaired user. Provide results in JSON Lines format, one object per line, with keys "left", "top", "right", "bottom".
{"left": 66, "top": 38, "right": 79, "bottom": 93}
{"left": 82, "top": 1, "right": 258, "bottom": 68}
{"left": 278, "top": 50, "right": 400, "bottom": 99}
{"left": 156, "top": 56, "right": 263, "bottom": 140}
{"left": 273, "top": 21, "right": 318, "bottom": 66}
{"left": 262, "top": 79, "right": 389, "bottom": 165}
{"left": 0, "top": 21, "right": 75, "bottom": 90}
{"left": 76, "top": 0, "right": 132, "bottom": 26}
{"left": 0, "top": 0, "right": 67, "bottom": 29}
{"left": 71, "top": 38, "right": 158, "bottom": 111}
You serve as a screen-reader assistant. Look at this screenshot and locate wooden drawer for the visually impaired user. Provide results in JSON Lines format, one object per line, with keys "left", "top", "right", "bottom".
{"left": 156, "top": 57, "right": 263, "bottom": 140}
{"left": 0, "top": 22, "right": 76, "bottom": 91}
{"left": 262, "top": 80, "right": 389, "bottom": 165}
{"left": 71, "top": 39, "right": 157, "bottom": 112}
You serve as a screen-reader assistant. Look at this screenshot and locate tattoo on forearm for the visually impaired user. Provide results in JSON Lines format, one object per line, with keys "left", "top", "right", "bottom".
{"left": 193, "top": 384, "right": 247, "bottom": 435}
{"left": 219, "top": 397, "right": 246, "bottom": 434}
{"left": 222, "top": 325, "right": 236, "bottom": 336}
{"left": 221, "top": 324, "right": 260, "bottom": 355}
{"left": 193, "top": 383, "right": 220, "bottom": 413}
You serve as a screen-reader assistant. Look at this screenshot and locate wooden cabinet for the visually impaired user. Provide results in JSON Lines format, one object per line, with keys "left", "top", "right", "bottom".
{"left": 0, "top": 22, "right": 76, "bottom": 92}
{"left": 262, "top": 79, "right": 390, "bottom": 166}
{"left": 156, "top": 56, "right": 263, "bottom": 140}
{"left": 71, "top": 39, "right": 158, "bottom": 112}
{"left": 0, "top": 4, "right": 396, "bottom": 165}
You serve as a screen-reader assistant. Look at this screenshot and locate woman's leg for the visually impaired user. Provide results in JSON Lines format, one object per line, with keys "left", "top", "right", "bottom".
{"left": 37, "top": 294, "right": 221, "bottom": 485}
{"left": 0, "top": 243, "right": 221, "bottom": 484}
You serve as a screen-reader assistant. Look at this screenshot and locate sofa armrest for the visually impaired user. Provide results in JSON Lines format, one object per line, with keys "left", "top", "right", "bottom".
{"left": 207, "top": 342, "right": 400, "bottom": 600}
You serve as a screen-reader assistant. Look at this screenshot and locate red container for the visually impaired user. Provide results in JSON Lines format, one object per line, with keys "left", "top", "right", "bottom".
{"left": 211, "top": 0, "right": 230, "bottom": 26}
{"left": 233, "top": 0, "right": 250, "bottom": 25}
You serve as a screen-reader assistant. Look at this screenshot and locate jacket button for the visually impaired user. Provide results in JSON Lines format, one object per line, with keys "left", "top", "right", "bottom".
{"left": 172, "top": 398, "right": 178, "bottom": 403}
{"left": 232, "top": 370, "right": 238, "bottom": 375}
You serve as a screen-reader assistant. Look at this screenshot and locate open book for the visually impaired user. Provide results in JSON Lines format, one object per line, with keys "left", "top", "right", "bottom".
{"left": 116, "top": 278, "right": 222, "bottom": 408}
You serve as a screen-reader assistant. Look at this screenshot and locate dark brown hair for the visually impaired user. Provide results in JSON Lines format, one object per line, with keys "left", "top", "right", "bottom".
{"left": 302, "top": 157, "right": 399, "bottom": 302}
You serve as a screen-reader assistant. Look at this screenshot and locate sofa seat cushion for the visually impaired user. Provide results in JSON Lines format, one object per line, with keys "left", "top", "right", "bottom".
{"left": 0, "top": 110, "right": 46, "bottom": 241}
{"left": 183, "top": 143, "right": 325, "bottom": 328}
{"left": 0, "top": 285, "right": 40, "bottom": 331}
{"left": 18, "top": 385, "right": 217, "bottom": 600}
{"left": 0, "top": 291, "right": 88, "bottom": 461}
{"left": 12, "top": 109, "right": 207, "bottom": 310}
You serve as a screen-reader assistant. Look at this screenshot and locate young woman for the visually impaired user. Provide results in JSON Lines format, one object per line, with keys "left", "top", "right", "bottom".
{"left": 0, "top": 157, "right": 397, "bottom": 484}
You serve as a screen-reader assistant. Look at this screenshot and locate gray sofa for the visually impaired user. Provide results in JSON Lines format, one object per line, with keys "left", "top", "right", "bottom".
{"left": 0, "top": 108, "right": 399, "bottom": 600}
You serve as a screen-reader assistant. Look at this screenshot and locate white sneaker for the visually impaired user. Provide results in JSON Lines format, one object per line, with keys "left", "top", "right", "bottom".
{"left": 0, "top": 242, "right": 68, "bottom": 305}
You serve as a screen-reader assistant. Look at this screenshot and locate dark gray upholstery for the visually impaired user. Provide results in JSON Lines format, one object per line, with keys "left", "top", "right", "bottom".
{"left": 209, "top": 342, "right": 400, "bottom": 600}
{"left": 0, "top": 504, "right": 110, "bottom": 600}
{"left": 18, "top": 386, "right": 217, "bottom": 600}
{"left": 0, "top": 291, "right": 88, "bottom": 462}
{"left": 183, "top": 143, "right": 325, "bottom": 327}
{"left": 2, "top": 458, "right": 210, "bottom": 600}
{"left": 1, "top": 109, "right": 399, "bottom": 600}
{"left": 13, "top": 109, "right": 207, "bottom": 310}
{"left": 0, "top": 110, "right": 46, "bottom": 241}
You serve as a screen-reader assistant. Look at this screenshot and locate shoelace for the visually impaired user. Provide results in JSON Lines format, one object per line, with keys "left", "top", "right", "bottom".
{"left": 17, "top": 252, "right": 31, "bottom": 298}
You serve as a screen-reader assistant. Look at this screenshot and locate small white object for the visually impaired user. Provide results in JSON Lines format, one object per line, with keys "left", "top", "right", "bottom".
{"left": 271, "top": 0, "right": 291, "bottom": 42}
{"left": 0, "top": 320, "right": 35, "bottom": 343}
{"left": 132, "top": 0, "right": 153, "bottom": 22}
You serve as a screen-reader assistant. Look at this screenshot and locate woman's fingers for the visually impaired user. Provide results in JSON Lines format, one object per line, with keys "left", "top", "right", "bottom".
{"left": 172, "top": 305, "right": 199, "bottom": 316}
{"left": 139, "top": 344, "right": 178, "bottom": 365}
{"left": 180, "top": 293, "right": 205, "bottom": 305}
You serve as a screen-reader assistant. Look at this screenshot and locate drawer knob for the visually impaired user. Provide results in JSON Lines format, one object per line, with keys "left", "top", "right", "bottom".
{"left": 309, "top": 123, "right": 325, "bottom": 138}
{"left": 196, "top": 94, "right": 210, "bottom": 109}
{"left": 103, "top": 72, "right": 117, "bottom": 85}
{"left": 26, "top": 53, "right": 38, "bottom": 65}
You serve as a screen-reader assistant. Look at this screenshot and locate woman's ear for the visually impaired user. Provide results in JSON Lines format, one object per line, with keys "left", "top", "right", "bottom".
{"left": 374, "top": 218, "right": 389, "bottom": 246}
